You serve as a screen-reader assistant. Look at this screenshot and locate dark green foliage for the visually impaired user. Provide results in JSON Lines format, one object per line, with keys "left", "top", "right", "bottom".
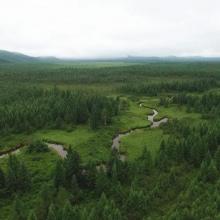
{"left": 200, "top": 159, "right": 218, "bottom": 183}
{"left": 95, "top": 168, "right": 110, "bottom": 196}
{"left": 1, "top": 62, "right": 220, "bottom": 220}
{"left": 126, "top": 186, "right": 148, "bottom": 219}
{"left": 90, "top": 104, "right": 100, "bottom": 130}
{"left": 53, "top": 160, "right": 65, "bottom": 189}
{"left": 69, "top": 174, "right": 81, "bottom": 204}
{"left": 7, "top": 155, "right": 31, "bottom": 193}
{"left": 171, "top": 92, "right": 220, "bottom": 118}
{"left": 27, "top": 211, "right": 38, "bottom": 220}
{"left": 46, "top": 203, "right": 57, "bottom": 220}
{"left": 121, "top": 79, "right": 216, "bottom": 96}
{"left": 0, "top": 167, "right": 5, "bottom": 189}
{"left": 0, "top": 87, "right": 119, "bottom": 135}
{"left": 62, "top": 201, "right": 80, "bottom": 220}
{"left": 215, "top": 147, "right": 220, "bottom": 171}
{"left": 89, "top": 193, "right": 122, "bottom": 220}
{"left": 36, "top": 184, "right": 54, "bottom": 220}
{"left": 64, "top": 147, "right": 81, "bottom": 185}
{"left": 10, "top": 196, "right": 26, "bottom": 220}
{"left": 27, "top": 140, "right": 49, "bottom": 153}
{"left": 137, "top": 146, "right": 153, "bottom": 175}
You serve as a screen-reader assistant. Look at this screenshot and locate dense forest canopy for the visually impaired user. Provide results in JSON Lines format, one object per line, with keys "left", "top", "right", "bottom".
{"left": 0, "top": 87, "right": 119, "bottom": 135}
{"left": 0, "top": 61, "right": 220, "bottom": 220}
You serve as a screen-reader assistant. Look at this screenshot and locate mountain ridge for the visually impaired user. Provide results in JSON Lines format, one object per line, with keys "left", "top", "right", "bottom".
{"left": 1, "top": 49, "right": 220, "bottom": 64}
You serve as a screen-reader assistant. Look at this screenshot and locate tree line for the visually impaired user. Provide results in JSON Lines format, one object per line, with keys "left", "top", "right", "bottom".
{"left": 121, "top": 79, "right": 217, "bottom": 96}
{"left": 168, "top": 92, "right": 220, "bottom": 118}
{"left": 0, "top": 87, "right": 120, "bottom": 135}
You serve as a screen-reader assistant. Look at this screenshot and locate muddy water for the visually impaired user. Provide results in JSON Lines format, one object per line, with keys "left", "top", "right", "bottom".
{"left": 0, "top": 149, "right": 20, "bottom": 159}
{"left": 0, "top": 143, "right": 67, "bottom": 159}
{"left": 148, "top": 109, "right": 168, "bottom": 128}
{"left": 151, "top": 117, "right": 168, "bottom": 128}
{"left": 47, "top": 143, "right": 67, "bottom": 159}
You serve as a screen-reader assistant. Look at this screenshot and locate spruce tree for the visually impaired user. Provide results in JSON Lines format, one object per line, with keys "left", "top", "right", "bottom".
{"left": 62, "top": 200, "right": 79, "bottom": 220}
{"left": 95, "top": 168, "right": 110, "bottom": 196}
{"left": 138, "top": 146, "right": 153, "bottom": 174}
{"left": 36, "top": 184, "right": 53, "bottom": 220}
{"left": 27, "top": 211, "right": 38, "bottom": 220}
{"left": 46, "top": 203, "right": 57, "bottom": 220}
{"left": 215, "top": 147, "right": 220, "bottom": 171}
{"left": 64, "top": 147, "right": 81, "bottom": 185}
{"left": 10, "top": 196, "right": 25, "bottom": 220}
{"left": 200, "top": 159, "right": 218, "bottom": 183}
{"left": 207, "top": 160, "right": 218, "bottom": 183}
{"left": 90, "top": 104, "right": 99, "bottom": 129}
{"left": 0, "top": 167, "right": 5, "bottom": 189}
{"left": 70, "top": 174, "right": 81, "bottom": 204}
{"left": 54, "top": 160, "right": 65, "bottom": 189}
{"left": 7, "top": 155, "right": 31, "bottom": 192}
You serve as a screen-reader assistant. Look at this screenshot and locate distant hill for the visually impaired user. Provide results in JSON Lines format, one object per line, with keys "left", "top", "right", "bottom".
{"left": 0, "top": 50, "right": 39, "bottom": 63}
{"left": 1, "top": 49, "right": 220, "bottom": 64}
{"left": 126, "top": 55, "right": 220, "bottom": 62}
{"left": 0, "top": 50, "right": 61, "bottom": 64}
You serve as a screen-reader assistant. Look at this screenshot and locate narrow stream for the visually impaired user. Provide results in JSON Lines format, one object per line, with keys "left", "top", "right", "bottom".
{"left": 0, "top": 105, "right": 168, "bottom": 161}
{"left": 0, "top": 149, "right": 21, "bottom": 159}
{"left": 111, "top": 107, "right": 168, "bottom": 160}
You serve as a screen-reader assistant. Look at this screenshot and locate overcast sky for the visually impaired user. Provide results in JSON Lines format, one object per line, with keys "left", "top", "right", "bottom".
{"left": 0, "top": 0, "right": 220, "bottom": 58}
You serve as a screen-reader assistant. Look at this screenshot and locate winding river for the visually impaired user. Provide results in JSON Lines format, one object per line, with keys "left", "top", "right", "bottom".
{"left": 0, "top": 105, "right": 168, "bottom": 160}
{"left": 112, "top": 106, "right": 168, "bottom": 161}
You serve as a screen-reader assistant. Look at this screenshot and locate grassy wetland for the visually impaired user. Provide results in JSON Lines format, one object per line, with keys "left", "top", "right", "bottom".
{"left": 0, "top": 61, "right": 220, "bottom": 219}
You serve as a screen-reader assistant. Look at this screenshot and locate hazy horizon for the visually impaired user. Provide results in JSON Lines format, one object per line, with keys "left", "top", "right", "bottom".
{"left": 1, "top": 0, "right": 220, "bottom": 58}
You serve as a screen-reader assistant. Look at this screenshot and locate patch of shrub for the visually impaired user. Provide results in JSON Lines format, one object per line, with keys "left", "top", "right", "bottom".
{"left": 27, "top": 140, "right": 49, "bottom": 153}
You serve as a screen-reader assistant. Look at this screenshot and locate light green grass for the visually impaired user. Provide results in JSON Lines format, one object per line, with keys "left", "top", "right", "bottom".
{"left": 0, "top": 126, "right": 115, "bottom": 163}
{"left": 139, "top": 97, "right": 202, "bottom": 122}
{"left": 156, "top": 105, "right": 201, "bottom": 121}
{"left": 120, "top": 128, "right": 168, "bottom": 160}
{"left": 115, "top": 99, "right": 152, "bottom": 132}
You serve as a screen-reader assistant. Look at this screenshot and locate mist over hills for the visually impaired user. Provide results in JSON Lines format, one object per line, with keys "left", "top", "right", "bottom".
{"left": 1, "top": 49, "right": 220, "bottom": 64}
{"left": 0, "top": 50, "right": 60, "bottom": 64}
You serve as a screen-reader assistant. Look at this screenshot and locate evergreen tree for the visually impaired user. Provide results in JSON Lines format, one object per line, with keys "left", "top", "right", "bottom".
{"left": 138, "top": 146, "right": 153, "bottom": 174}
{"left": 27, "top": 140, "right": 49, "bottom": 153}
{"left": 36, "top": 184, "right": 53, "bottom": 220}
{"left": 54, "top": 160, "right": 65, "bottom": 189}
{"left": 27, "top": 211, "right": 38, "bottom": 220}
{"left": 111, "top": 162, "right": 118, "bottom": 183}
{"left": 19, "top": 162, "right": 31, "bottom": 191}
{"left": 64, "top": 147, "right": 81, "bottom": 185}
{"left": 101, "top": 108, "right": 108, "bottom": 126}
{"left": 0, "top": 167, "right": 5, "bottom": 189}
{"left": 70, "top": 174, "right": 81, "bottom": 204}
{"left": 46, "top": 203, "right": 57, "bottom": 220}
{"left": 7, "top": 155, "right": 31, "bottom": 192}
{"left": 207, "top": 160, "right": 218, "bottom": 183}
{"left": 126, "top": 185, "right": 147, "bottom": 219}
{"left": 215, "top": 147, "right": 220, "bottom": 171}
{"left": 90, "top": 104, "right": 100, "bottom": 129}
{"left": 200, "top": 159, "right": 218, "bottom": 183}
{"left": 55, "top": 187, "right": 70, "bottom": 209}
{"left": 62, "top": 200, "right": 79, "bottom": 220}
{"left": 10, "top": 196, "right": 25, "bottom": 220}
{"left": 95, "top": 168, "right": 110, "bottom": 196}
{"left": 91, "top": 193, "right": 122, "bottom": 220}
{"left": 156, "top": 140, "right": 169, "bottom": 171}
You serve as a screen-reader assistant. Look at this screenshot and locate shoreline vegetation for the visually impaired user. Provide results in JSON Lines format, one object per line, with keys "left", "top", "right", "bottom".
{"left": 0, "top": 61, "right": 220, "bottom": 219}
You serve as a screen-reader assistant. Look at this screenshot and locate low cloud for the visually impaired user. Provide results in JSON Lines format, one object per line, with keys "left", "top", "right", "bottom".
{"left": 0, "top": 0, "right": 219, "bottom": 58}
